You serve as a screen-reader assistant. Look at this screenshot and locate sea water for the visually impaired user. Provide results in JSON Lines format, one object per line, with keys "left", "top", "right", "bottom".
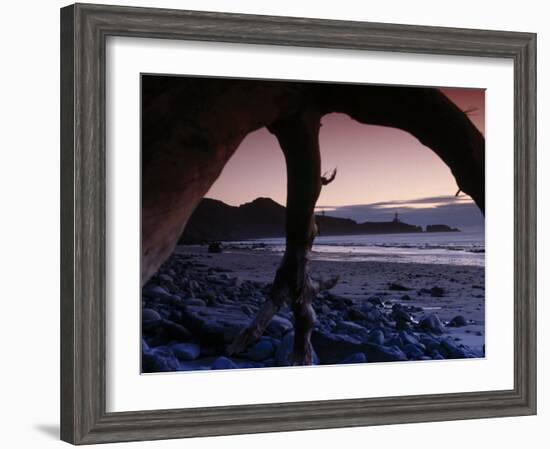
{"left": 234, "top": 229, "right": 485, "bottom": 267}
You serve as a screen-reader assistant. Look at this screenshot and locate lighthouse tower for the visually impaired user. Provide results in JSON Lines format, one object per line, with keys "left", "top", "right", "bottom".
{"left": 393, "top": 210, "right": 401, "bottom": 223}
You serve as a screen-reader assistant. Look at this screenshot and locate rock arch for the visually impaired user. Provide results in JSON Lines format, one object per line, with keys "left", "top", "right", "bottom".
{"left": 142, "top": 76, "right": 484, "bottom": 364}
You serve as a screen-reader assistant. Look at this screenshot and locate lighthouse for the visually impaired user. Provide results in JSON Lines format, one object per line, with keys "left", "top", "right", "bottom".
{"left": 393, "top": 210, "right": 401, "bottom": 223}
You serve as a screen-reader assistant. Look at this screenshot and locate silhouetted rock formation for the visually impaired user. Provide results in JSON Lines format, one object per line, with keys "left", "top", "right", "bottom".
{"left": 179, "top": 197, "right": 425, "bottom": 243}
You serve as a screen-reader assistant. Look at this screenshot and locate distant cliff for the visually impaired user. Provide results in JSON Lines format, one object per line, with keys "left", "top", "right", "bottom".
{"left": 179, "top": 198, "right": 432, "bottom": 243}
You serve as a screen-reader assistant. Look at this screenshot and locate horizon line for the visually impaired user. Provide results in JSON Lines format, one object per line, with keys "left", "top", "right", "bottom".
{"left": 205, "top": 193, "right": 476, "bottom": 209}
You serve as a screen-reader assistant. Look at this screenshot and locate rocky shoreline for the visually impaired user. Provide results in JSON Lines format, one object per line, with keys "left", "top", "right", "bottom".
{"left": 142, "top": 248, "right": 485, "bottom": 373}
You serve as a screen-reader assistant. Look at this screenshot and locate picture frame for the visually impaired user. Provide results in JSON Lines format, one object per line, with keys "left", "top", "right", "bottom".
{"left": 60, "top": 2, "right": 536, "bottom": 445}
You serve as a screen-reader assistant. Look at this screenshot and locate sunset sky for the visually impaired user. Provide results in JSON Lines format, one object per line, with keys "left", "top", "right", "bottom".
{"left": 205, "top": 85, "right": 485, "bottom": 227}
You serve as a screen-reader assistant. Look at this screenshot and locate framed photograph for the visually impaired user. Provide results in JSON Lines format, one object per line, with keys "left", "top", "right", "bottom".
{"left": 60, "top": 3, "right": 536, "bottom": 444}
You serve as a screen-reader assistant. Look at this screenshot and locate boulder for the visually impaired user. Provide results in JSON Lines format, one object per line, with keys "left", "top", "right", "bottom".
{"left": 143, "top": 285, "right": 171, "bottom": 299}
{"left": 441, "top": 337, "right": 468, "bottom": 359}
{"left": 336, "top": 320, "right": 368, "bottom": 337}
{"left": 429, "top": 286, "right": 445, "bottom": 297}
{"left": 418, "top": 314, "right": 445, "bottom": 335}
{"left": 242, "top": 337, "right": 275, "bottom": 361}
{"left": 388, "top": 283, "right": 411, "bottom": 291}
{"left": 399, "top": 330, "right": 417, "bottom": 344}
{"left": 185, "top": 297, "right": 207, "bottom": 307}
{"left": 384, "top": 334, "right": 404, "bottom": 349}
{"left": 162, "top": 319, "right": 192, "bottom": 340}
{"left": 366, "top": 296, "right": 383, "bottom": 307}
{"left": 158, "top": 274, "right": 173, "bottom": 283}
{"left": 141, "top": 346, "right": 179, "bottom": 372}
{"left": 403, "top": 343, "right": 425, "bottom": 359}
{"left": 180, "top": 305, "right": 251, "bottom": 344}
{"left": 367, "top": 329, "right": 385, "bottom": 346}
{"left": 142, "top": 308, "right": 161, "bottom": 322}
{"left": 212, "top": 356, "right": 238, "bottom": 370}
{"left": 311, "top": 330, "right": 365, "bottom": 364}
{"left": 171, "top": 342, "right": 201, "bottom": 361}
{"left": 208, "top": 242, "right": 223, "bottom": 253}
{"left": 391, "top": 304, "right": 412, "bottom": 323}
{"left": 348, "top": 307, "right": 368, "bottom": 321}
{"left": 448, "top": 315, "right": 468, "bottom": 327}
{"left": 340, "top": 353, "right": 367, "bottom": 364}
{"left": 362, "top": 343, "right": 407, "bottom": 362}
{"left": 266, "top": 314, "right": 293, "bottom": 338}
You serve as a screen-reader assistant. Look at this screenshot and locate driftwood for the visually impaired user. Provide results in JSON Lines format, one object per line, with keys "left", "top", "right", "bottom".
{"left": 142, "top": 76, "right": 484, "bottom": 364}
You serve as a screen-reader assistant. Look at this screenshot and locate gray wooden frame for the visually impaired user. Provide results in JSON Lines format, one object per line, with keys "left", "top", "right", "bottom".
{"left": 60, "top": 2, "right": 537, "bottom": 445}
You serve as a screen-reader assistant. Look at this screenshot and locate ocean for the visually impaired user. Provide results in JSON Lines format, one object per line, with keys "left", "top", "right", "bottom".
{"left": 231, "top": 229, "right": 485, "bottom": 267}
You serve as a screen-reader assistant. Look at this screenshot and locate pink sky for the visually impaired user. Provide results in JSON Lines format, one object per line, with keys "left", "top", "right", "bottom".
{"left": 206, "top": 86, "right": 485, "bottom": 208}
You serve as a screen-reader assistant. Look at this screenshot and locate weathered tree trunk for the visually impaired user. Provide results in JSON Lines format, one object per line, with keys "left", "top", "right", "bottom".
{"left": 227, "top": 110, "right": 337, "bottom": 364}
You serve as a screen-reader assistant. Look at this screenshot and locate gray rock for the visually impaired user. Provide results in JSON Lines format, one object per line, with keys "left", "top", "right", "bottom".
{"left": 368, "top": 329, "right": 385, "bottom": 345}
{"left": 208, "top": 242, "right": 223, "bottom": 253}
{"left": 162, "top": 319, "right": 192, "bottom": 340}
{"left": 429, "top": 286, "right": 445, "bottom": 297}
{"left": 366, "top": 296, "right": 383, "bottom": 307}
{"left": 171, "top": 342, "right": 201, "bottom": 361}
{"left": 319, "top": 304, "right": 332, "bottom": 315}
{"left": 388, "top": 283, "right": 411, "bottom": 291}
{"left": 419, "top": 333, "right": 441, "bottom": 350}
{"left": 362, "top": 343, "right": 407, "bottom": 362}
{"left": 232, "top": 277, "right": 244, "bottom": 288}
{"left": 404, "top": 343, "right": 425, "bottom": 359}
{"left": 311, "top": 330, "right": 364, "bottom": 364}
{"left": 212, "top": 356, "right": 237, "bottom": 370}
{"left": 240, "top": 304, "right": 255, "bottom": 316}
{"left": 336, "top": 320, "right": 368, "bottom": 336}
{"left": 348, "top": 307, "right": 368, "bottom": 321}
{"left": 206, "top": 274, "right": 222, "bottom": 283}
{"left": 448, "top": 315, "right": 468, "bottom": 327}
{"left": 441, "top": 337, "right": 468, "bottom": 358}
{"left": 141, "top": 346, "right": 179, "bottom": 372}
{"left": 180, "top": 305, "right": 251, "bottom": 344}
{"left": 143, "top": 285, "right": 170, "bottom": 298}
{"left": 399, "top": 330, "right": 420, "bottom": 347}
{"left": 158, "top": 274, "right": 173, "bottom": 283}
{"left": 418, "top": 314, "right": 445, "bottom": 335}
{"left": 237, "top": 361, "right": 266, "bottom": 369}
{"left": 384, "top": 335, "right": 404, "bottom": 348}
{"left": 266, "top": 314, "right": 293, "bottom": 338}
{"left": 243, "top": 338, "right": 275, "bottom": 361}
{"left": 142, "top": 308, "right": 161, "bottom": 322}
{"left": 185, "top": 297, "right": 207, "bottom": 307}
{"left": 391, "top": 305, "right": 412, "bottom": 323}
{"left": 141, "top": 339, "right": 149, "bottom": 352}
{"left": 340, "top": 353, "right": 367, "bottom": 364}
{"left": 363, "top": 307, "right": 386, "bottom": 324}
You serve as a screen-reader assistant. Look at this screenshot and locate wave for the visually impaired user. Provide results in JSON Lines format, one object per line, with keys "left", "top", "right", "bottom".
{"left": 226, "top": 230, "right": 485, "bottom": 267}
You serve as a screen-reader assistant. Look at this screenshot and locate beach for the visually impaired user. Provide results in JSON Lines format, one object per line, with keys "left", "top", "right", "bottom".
{"left": 141, "top": 240, "right": 485, "bottom": 372}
